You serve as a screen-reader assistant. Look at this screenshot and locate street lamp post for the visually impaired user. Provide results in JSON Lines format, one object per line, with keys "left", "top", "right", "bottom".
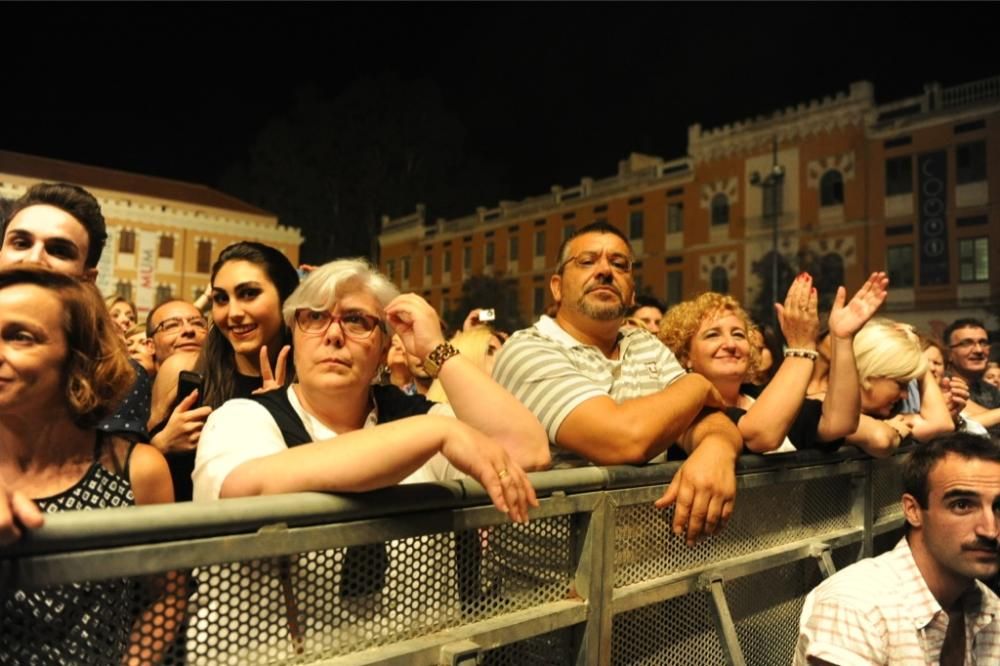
{"left": 749, "top": 137, "right": 785, "bottom": 328}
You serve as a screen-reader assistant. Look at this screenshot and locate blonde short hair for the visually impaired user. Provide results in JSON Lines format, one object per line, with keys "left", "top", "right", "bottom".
{"left": 658, "top": 292, "right": 761, "bottom": 377}
{"left": 853, "top": 319, "right": 927, "bottom": 388}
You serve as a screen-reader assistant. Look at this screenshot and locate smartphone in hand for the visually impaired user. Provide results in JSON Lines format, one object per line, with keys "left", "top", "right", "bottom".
{"left": 177, "top": 370, "right": 204, "bottom": 408}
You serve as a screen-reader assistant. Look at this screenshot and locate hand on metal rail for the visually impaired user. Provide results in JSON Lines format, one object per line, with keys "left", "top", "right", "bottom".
{"left": 440, "top": 421, "right": 539, "bottom": 523}
{"left": 0, "top": 479, "right": 44, "bottom": 546}
{"left": 653, "top": 439, "right": 736, "bottom": 547}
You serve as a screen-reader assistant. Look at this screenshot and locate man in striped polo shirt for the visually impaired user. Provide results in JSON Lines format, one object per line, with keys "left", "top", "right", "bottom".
{"left": 493, "top": 221, "right": 741, "bottom": 546}
{"left": 795, "top": 432, "right": 1000, "bottom": 665}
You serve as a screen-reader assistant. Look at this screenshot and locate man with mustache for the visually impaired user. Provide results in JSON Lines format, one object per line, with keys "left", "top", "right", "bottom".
{"left": 796, "top": 432, "right": 1000, "bottom": 665}
{"left": 494, "top": 221, "right": 740, "bottom": 546}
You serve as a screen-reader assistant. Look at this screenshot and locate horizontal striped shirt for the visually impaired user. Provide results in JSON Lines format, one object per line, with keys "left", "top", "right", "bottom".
{"left": 795, "top": 537, "right": 1000, "bottom": 665}
{"left": 492, "top": 315, "right": 684, "bottom": 466}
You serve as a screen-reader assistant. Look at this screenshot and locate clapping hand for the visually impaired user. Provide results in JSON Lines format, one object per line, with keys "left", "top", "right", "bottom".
{"left": 773, "top": 273, "right": 819, "bottom": 349}
{"left": 828, "top": 272, "right": 888, "bottom": 339}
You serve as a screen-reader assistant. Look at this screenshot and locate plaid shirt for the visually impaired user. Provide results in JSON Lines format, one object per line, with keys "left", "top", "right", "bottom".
{"left": 795, "top": 538, "right": 1000, "bottom": 665}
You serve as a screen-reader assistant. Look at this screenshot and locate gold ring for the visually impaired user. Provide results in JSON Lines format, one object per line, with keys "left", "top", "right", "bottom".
{"left": 497, "top": 468, "right": 509, "bottom": 480}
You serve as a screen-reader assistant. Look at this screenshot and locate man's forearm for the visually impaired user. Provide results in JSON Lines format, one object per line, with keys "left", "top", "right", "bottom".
{"left": 681, "top": 410, "right": 742, "bottom": 457}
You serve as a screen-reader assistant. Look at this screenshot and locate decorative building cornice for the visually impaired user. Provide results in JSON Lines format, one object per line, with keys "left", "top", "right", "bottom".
{"left": 688, "top": 82, "right": 874, "bottom": 164}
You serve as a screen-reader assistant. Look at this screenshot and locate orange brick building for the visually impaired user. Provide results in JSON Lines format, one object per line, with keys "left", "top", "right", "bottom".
{"left": 0, "top": 151, "right": 302, "bottom": 321}
{"left": 379, "top": 76, "right": 999, "bottom": 338}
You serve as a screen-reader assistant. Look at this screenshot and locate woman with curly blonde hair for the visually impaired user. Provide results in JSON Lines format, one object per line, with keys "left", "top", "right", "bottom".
{"left": 660, "top": 273, "right": 887, "bottom": 455}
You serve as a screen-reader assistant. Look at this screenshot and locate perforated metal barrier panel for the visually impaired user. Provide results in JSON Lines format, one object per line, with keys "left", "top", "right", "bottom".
{"left": 2, "top": 454, "right": 907, "bottom": 665}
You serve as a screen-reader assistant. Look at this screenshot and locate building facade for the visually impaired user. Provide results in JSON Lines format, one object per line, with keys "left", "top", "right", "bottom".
{"left": 379, "top": 76, "right": 999, "bottom": 338}
{"left": 0, "top": 151, "right": 302, "bottom": 321}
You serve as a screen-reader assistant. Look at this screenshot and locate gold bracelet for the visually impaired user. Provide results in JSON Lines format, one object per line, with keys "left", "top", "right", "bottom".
{"left": 784, "top": 348, "right": 819, "bottom": 361}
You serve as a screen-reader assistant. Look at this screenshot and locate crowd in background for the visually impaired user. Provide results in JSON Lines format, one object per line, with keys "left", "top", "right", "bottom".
{"left": 1, "top": 183, "right": 998, "bottom": 663}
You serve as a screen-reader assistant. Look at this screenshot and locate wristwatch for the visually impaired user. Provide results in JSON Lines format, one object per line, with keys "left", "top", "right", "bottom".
{"left": 423, "top": 342, "right": 460, "bottom": 378}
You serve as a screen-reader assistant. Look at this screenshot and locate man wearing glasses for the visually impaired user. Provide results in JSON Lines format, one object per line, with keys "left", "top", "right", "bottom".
{"left": 146, "top": 300, "right": 209, "bottom": 366}
{"left": 493, "top": 221, "right": 741, "bottom": 547}
{"left": 944, "top": 318, "right": 1000, "bottom": 435}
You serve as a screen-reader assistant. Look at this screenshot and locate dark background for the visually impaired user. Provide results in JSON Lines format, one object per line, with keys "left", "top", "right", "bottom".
{"left": 3, "top": 4, "right": 994, "bottom": 261}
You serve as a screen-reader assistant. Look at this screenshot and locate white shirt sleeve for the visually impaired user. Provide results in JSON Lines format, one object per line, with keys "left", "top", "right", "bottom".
{"left": 192, "top": 399, "right": 288, "bottom": 501}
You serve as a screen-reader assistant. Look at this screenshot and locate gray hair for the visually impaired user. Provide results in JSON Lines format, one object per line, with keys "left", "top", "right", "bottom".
{"left": 282, "top": 258, "right": 400, "bottom": 330}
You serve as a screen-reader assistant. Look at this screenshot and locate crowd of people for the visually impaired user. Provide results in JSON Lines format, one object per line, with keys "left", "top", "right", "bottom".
{"left": 0, "top": 182, "right": 998, "bottom": 663}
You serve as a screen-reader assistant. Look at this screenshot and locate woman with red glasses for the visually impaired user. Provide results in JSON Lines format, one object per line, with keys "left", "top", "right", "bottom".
{"left": 189, "top": 258, "right": 546, "bottom": 661}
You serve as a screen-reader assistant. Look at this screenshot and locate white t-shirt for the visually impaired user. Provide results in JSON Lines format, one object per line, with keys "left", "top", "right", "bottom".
{"left": 193, "top": 385, "right": 461, "bottom": 501}
{"left": 187, "top": 386, "right": 465, "bottom": 663}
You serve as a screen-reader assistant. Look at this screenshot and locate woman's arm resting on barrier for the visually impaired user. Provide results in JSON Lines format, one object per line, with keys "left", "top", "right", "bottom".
{"left": 220, "top": 415, "right": 536, "bottom": 522}
{"left": 386, "top": 293, "right": 550, "bottom": 471}
{"left": 655, "top": 410, "right": 740, "bottom": 546}
{"left": 845, "top": 414, "right": 909, "bottom": 458}
{"left": 905, "top": 371, "right": 954, "bottom": 441}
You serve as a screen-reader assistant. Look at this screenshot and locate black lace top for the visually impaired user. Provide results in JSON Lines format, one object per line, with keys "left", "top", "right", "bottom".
{"left": 0, "top": 446, "right": 138, "bottom": 665}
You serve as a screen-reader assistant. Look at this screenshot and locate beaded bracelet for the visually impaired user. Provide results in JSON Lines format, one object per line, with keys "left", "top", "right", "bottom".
{"left": 784, "top": 348, "right": 819, "bottom": 361}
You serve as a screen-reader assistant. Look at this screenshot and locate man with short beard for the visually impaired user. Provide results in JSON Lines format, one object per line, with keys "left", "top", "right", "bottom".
{"left": 494, "top": 221, "right": 740, "bottom": 546}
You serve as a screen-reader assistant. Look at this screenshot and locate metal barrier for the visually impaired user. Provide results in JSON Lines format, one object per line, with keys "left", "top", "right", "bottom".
{"left": 0, "top": 448, "right": 906, "bottom": 665}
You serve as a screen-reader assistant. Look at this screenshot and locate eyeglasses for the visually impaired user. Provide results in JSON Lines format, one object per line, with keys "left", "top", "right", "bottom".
{"left": 949, "top": 338, "right": 991, "bottom": 351}
{"left": 294, "top": 309, "right": 386, "bottom": 339}
{"left": 559, "top": 251, "right": 633, "bottom": 274}
{"left": 151, "top": 316, "right": 209, "bottom": 335}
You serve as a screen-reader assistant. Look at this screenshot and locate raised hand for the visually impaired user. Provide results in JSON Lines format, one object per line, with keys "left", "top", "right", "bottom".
{"left": 773, "top": 273, "right": 819, "bottom": 349}
{"left": 385, "top": 293, "right": 446, "bottom": 361}
{"left": 253, "top": 344, "right": 291, "bottom": 394}
{"left": 828, "top": 272, "right": 888, "bottom": 339}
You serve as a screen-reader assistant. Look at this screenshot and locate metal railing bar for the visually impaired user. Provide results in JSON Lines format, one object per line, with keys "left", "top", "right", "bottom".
{"left": 611, "top": 528, "right": 863, "bottom": 614}
{"left": 310, "top": 600, "right": 587, "bottom": 666}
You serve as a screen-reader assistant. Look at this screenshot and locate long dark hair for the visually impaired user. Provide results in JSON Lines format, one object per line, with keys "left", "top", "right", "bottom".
{"left": 195, "top": 242, "right": 299, "bottom": 409}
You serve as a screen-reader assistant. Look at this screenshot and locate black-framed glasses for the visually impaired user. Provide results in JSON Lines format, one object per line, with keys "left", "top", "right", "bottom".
{"left": 294, "top": 309, "right": 386, "bottom": 339}
{"left": 949, "top": 338, "right": 991, "bottom": 351}
{"left": 151, "top": 315, "right": 209, "bottom": 335}
{"left": 559, "top": 251, "right": 633, "bottom": 274}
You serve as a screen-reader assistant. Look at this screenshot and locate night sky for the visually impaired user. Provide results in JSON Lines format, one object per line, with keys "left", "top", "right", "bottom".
{"left": 3, "top": 3, "right": 995, "bottom": 217}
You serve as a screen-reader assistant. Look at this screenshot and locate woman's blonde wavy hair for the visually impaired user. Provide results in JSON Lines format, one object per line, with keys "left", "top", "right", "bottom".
{"left": 0, "top": 266, "right": 135, "bottom": 427}
{"left": 658, "top": 292, "right": 762, "bottom": 378}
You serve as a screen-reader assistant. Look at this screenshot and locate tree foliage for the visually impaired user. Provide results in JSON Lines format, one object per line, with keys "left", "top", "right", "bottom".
{"left": 220, "top": 76, "right": 504, "bottom": 264}
{"left": 444, "top": 274, "right": 525, "bottom": 335}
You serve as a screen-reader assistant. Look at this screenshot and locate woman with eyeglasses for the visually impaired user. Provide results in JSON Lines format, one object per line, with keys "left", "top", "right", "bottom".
{"left": 189, "top": 259, "right": 546, "bottom": 660}
{"left": 150, "top": 241, "right": 299, "bottom": 501}
{"left": 194, "top": 257, "right": 546, "bottom": 504}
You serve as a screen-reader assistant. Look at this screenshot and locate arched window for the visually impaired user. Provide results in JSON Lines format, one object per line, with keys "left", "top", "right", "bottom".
{"left": 820, "top": 170, "right": 844, "bottom": 207}
{"left": 711, "top": 193, "right": 730, "bottom": 226}
{"left": 710, "top": 266, "right": 729, "bottom": 294}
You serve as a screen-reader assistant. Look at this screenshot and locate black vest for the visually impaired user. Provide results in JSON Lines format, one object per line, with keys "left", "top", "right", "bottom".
{"left": 248, "top": 384, "right": 435, "bottom": 597}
